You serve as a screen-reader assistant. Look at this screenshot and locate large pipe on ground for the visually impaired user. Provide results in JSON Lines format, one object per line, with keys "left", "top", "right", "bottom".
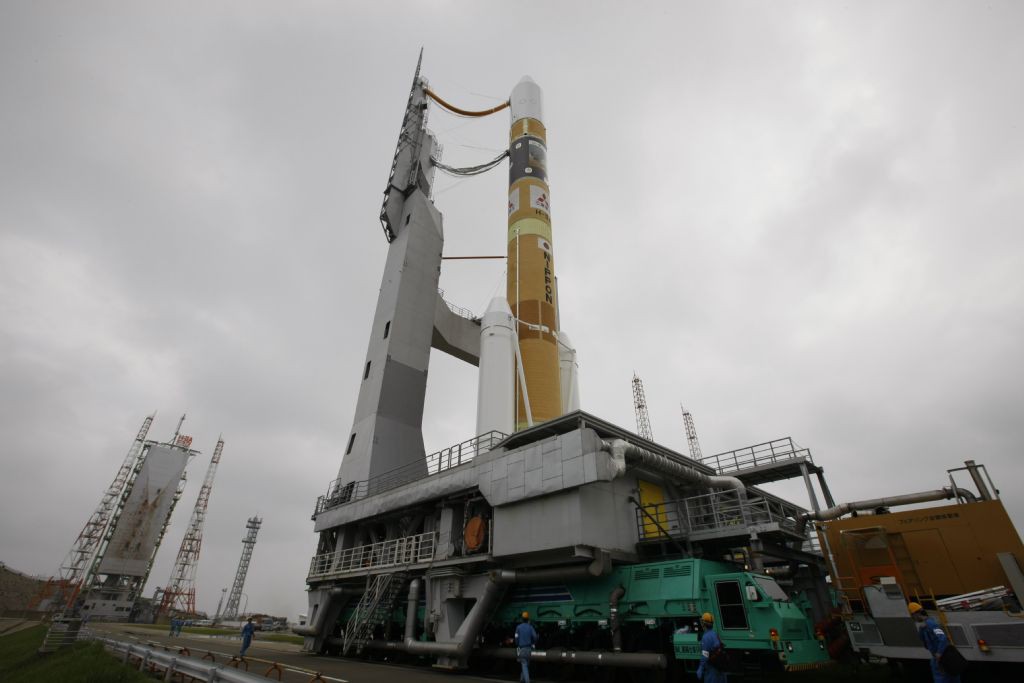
{"left": 478, "top": 646, "right": 666, "bottom": 669}
{"left": 796, "top": 487, "right": 964, "bottom": 536}
{"left": 292, "top": 586, "right": 363, "bottom": 637}
{"left": 602, "top": 439, "right": 746, "bottom": 496}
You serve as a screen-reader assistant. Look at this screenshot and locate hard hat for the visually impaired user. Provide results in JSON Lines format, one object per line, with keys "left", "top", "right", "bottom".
{"left": 521, "top": 611, "right": 530, "bottom": 619}
{"left": 908, "top": 602, "right": 924, "bottom": 615}
{"left": 701, "top": 612, "right": 714, "bottom": 623}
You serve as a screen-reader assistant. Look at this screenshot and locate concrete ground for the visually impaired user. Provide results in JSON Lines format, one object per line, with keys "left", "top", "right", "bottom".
{"left": 90, "top": 623, "right": 515, "bottom": 683}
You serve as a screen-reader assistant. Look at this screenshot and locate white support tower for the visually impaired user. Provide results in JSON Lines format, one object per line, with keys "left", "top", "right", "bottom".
{"left": 222, "top": 516, "right": 262, "bottom": 620}
{"left": 632, "top": 373, "right": 654, "bottom": 441}
{"left": 681, "top": 404, "right": 703, "bottom": 461}
{"left": 46, "top": 415, "right": 155, "bottom": 614}
{"left": 160, "top": 436, "right": 224, "bottom": 616}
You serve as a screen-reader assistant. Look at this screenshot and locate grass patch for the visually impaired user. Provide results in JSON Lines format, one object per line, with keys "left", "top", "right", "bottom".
{"left": 0, "top": 624, "right": 151, "bottom": 683}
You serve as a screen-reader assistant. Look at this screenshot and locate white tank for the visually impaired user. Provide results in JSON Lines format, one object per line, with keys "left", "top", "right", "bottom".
{"left": 557, "top": 330, "right": 580, "bottom": 413}
{"left": 476, "top": 297, "right": 516, "bottom": 437}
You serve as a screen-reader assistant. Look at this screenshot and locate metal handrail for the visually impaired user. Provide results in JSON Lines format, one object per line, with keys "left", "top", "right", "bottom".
{"left": 698, "top": 437, "right": 813, "bottom": 474}
{"left": 314, "top": 430, "right": 506, "bottom": 516}
{"left": 635, "top": 490, "right": 806, "bottom": 541}
{"left": 308, "top": 531, "right": 436, "bottom": 580}
{"left": 437, "top": 288, "right": 478, "bottom": 321}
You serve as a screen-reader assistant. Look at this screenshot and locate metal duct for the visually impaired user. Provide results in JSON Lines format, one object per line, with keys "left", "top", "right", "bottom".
{"left": 796, "top": 487, "right": 962, "bottom": 536}
{"left": 602, "top": 439, "right": 746, "bottom": 496}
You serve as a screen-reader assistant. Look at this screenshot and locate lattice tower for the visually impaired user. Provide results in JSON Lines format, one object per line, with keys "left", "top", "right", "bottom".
{"left": 681, "top": 405, "right": 703, "bottom": 461}
{"left": 632, "top": 373, "right": 654, "bottom": 441}
{"left": 160, "top": 437, "right": 224, "bottom": 616}
{"left": 43, "top": 415, "right": 154, "bottom": 614}
{"left": 222, "top": 516, "right": 262, "bottom": 620}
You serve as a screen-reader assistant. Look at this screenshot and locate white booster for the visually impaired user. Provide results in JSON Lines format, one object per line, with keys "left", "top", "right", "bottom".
{"left": 557, "top": 330, "right": 580, "bottom": 414}
{"left": 476, "top": 297, "right": 516, "bottom": 437}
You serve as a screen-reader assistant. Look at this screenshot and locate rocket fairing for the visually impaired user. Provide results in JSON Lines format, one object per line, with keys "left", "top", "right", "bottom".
{"left": 507, "top": 76, "right": 561, "bottom": 431}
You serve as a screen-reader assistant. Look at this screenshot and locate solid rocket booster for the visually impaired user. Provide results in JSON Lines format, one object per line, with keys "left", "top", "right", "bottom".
{"left": 476, "top": 297, "right": 516, "bottom": 436}
{"left": 557, "top": 330, "right": 580, "bottom": 414}
{"left": 507, "top": 76, "right": 561, "bottom": 431}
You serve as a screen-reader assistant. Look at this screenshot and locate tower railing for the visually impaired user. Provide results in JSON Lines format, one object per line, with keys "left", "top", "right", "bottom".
{"left": 314, "top": 430, "right": 507, "bottom": 516}
{"left": 635, "top": 489, "right": 807, "bottom": 541}
{"left": 307, "top": 531, "right": 436, "bottom": 580}
{"left": 698, "top": 437, "right": 812, "bottom": 475}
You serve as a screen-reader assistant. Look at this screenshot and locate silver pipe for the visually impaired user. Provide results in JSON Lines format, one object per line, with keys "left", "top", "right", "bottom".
{"left": 404, "top": 578, "right": 420, "bottom": 642}
{"left": 478, "top": 646, "right": 666, "bottom": 669}
{"left": 602, "top": 439, "right": 746, "bottom": 496}
{"left": 291, "top": 586, "right": 362, "bottom": 637}
{"left": 796, "top": 487, "right": 958, "bottom": 535}
{"left": 367, "top": 555, "right": 612, "bottom": 659}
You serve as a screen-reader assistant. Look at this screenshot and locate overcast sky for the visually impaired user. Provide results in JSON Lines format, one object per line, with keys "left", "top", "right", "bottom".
{"left": 2, "top": 1, "right": 1022, "bottom": 620}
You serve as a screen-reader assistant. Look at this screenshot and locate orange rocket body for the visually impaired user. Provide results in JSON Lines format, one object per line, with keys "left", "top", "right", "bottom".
{"left": 507, "top": 77, "right": 561, "bottom": 431}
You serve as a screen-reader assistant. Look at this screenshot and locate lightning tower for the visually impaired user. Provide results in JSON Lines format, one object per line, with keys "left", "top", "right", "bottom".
{"left": 160, "top": 436, "right": 224, "bottom": 617}
{"left": 681, "top": 405, "right": 703, "bottom": 461}
{"left": 632, "top": 373, "right": 654, "bottom": 441}
{"left": 221, "top": 516, "right": 262, "bottom": 621}
{"left": 40, "top": 415, "right": 155, "bottom": 614}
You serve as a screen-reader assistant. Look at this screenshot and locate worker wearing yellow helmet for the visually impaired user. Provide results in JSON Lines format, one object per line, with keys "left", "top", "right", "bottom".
{"left": 909, "top": 602, "right": 963, "bottom": 682}
{"left": 697, "top": 611, "right": 726, "bottom": 683}
{"left": 514, "top": 610, "right": 539, "bottom": 683}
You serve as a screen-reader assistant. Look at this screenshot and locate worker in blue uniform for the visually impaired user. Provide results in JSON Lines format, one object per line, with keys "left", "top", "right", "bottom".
{"left": 514, "top": 611, "right": 539, "bottom": 683}
{"left": 697, "top": 612, "right": 727, "bottom": 682}
{"left": 239, "top": 618, "right": 256, "bottom": 657}
{"left": 909, "top": 602, "right": 960, "bottom": 683}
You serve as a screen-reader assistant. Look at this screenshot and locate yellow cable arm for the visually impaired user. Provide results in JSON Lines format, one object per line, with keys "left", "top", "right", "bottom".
{"left": 425, "top": 88, "right": 509, "bottom": 117}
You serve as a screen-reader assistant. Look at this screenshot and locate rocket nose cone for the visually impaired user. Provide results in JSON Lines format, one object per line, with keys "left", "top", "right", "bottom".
{"left": 486, "top": 297, "right": 513, "bottom": 315}
{"left": 511, "top": 77, "right": 543, "bottom": 123}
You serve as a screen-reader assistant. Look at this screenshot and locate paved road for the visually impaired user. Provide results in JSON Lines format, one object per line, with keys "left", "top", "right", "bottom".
{"left": 91, "top": 623, "right": 515, "bottom": 683}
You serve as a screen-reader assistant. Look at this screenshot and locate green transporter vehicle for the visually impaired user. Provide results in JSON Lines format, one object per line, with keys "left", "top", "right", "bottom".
{"left": 337, "top": 557, "right": 831, "bottom": 676}
{"left": 489, "top": 558, "right": 831, "bottom": 676}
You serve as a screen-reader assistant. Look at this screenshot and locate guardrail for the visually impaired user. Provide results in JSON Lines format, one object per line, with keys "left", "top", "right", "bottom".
{"left": 698, "top": 437, "right": 812, "bottom": 475}
{"left": 635, "top": 490, "right": 805, "bottom": 541}
{"left": 438, "top": 288, "right": 478, "bottom": 321}
{"left": 308, "top": 530, "right": 436, "bottom": 580}
{"left": 89, "top": 634, "right": 288, "bottom": 681}
{"left": 314, "top": 430, "right": 506, "bottom": 516}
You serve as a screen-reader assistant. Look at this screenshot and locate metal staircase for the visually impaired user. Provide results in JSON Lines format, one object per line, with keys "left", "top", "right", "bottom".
{"left": 342, "top": 572, "right": 406, "bottom": 656}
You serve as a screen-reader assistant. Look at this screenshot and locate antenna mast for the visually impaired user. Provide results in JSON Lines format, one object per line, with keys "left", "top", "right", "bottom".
{"left": 160, "top": 436, "right": 224, "bottom": 616}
